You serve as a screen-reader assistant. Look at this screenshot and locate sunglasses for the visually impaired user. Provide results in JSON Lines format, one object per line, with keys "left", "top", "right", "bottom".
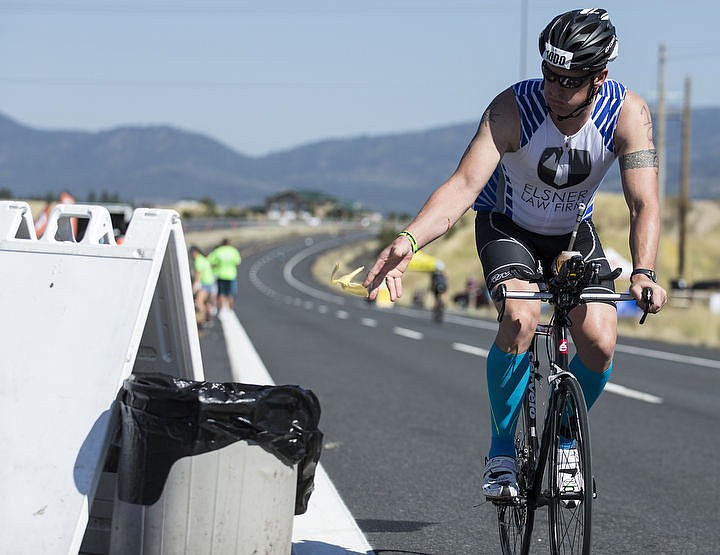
{"left": 541, "top": 63, "right": 595, "bottom": 89}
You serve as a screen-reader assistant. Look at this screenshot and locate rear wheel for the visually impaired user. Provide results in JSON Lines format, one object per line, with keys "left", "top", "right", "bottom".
{"left": 547, "top": 376, "right": 593, "bottom": 554}
{"left": 496, "top": 392, "right": 535, "bottom": 554}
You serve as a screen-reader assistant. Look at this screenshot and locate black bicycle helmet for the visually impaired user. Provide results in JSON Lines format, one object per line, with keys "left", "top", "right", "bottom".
{"left": 539, "top": 8, "right": 618, "bottom": 72}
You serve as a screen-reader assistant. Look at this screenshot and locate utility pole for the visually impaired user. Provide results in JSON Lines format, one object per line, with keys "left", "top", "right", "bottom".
{"left": 678, "top": 76, "right": 692, "bottom": 279}
{"left": 656, "top": 43, "right": 667, "bottom": 211}
{"left": 520, "top": 0, "right": 528, "bottom": 80}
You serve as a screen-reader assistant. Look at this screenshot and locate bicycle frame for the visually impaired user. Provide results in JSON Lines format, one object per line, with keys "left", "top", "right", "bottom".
{"left": 522, "top": 321, "right": 581, "bottom": 511}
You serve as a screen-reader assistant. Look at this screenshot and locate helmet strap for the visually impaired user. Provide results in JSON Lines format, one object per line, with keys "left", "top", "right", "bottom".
{"left": 551, "top": 83, "right": 599, "bottom": 121}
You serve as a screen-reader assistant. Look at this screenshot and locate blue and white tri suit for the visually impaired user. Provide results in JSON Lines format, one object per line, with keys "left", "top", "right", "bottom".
{"left": 477, "top": 78, "right": 628, "bottom": 462}
{"left": 474, "top": 78, "right": 627, "bottom": 290}
{"left": 474, "top": 78, "right": 626, "bottom": 234}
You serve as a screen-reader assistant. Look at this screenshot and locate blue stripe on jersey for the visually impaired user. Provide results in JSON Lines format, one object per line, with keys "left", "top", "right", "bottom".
{"left": 592, "top": 80, "right": 627, "bottom": 153}
{"left": 504, "top": 179, "right": 513, "bottom": 216}
{"left": 513, "top": 79, "right": 547, "bottom": 148}
{"left": 473, "top": 166, "right": 500, "bottom": 210}
{"left": 500, "top": 165, "right": 513, "bottom": 216}
{"left": 473, "top": 165, "right": 515, "bottom": 216}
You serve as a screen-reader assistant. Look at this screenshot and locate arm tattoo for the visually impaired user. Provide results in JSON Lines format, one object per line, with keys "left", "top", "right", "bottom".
{"left": 619, "top": 149, "right": 659, "bottom": 170}
{"left": 640, "top": 103, "right": 654, "bottom": 144}
{"left": 460, "top": 101, "right": 503, "bottom": 161}
{"left": 480, "top": 101, "right": 500, "bottom": 125}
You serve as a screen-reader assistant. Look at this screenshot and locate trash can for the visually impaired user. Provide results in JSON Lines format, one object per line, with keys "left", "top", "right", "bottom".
{"left": 108, "top": 373, "right": 323, "bottom": 554}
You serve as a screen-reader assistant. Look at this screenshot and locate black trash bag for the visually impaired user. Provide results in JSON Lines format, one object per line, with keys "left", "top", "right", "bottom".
{"left": 114, "top": 372, "right": 322, "bottom": 515}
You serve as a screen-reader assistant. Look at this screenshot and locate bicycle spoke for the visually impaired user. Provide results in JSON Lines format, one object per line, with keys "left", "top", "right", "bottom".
{"left": 496, "top": 501, "right": 527, "bottom": 554}
{"left": 547, "top": 378, "right": 593, "bottom": 554}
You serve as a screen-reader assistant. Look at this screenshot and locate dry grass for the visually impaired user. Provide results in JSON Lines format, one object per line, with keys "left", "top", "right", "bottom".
{"left": 593, "top": 194, "right": 720, "bottom": 347}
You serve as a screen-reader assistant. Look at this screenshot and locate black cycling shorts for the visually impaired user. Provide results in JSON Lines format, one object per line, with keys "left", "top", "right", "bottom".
{"left": 474, "top": 211, "right": 616, "bottom": 299}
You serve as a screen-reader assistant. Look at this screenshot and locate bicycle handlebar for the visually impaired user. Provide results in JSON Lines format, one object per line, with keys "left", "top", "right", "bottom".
{"left": 493, "top": 285, "right": 653, "bottom": 324}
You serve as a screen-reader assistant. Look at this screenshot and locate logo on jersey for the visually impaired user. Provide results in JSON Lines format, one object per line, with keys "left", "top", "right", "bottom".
{"left": 537, "top": 147, "right": 592, "bottom": 189}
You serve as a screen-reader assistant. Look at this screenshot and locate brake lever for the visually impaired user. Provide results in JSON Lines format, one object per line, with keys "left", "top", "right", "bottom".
{"left": 492, "top": 284, "right": 507, "bottom": 323}
{"left": 639, "top": 287, "right": 653, "bottom": 325}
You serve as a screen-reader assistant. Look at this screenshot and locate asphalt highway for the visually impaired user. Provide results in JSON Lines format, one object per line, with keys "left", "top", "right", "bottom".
{"left": 200, "top": 232, "right": 720, "bottom": 554}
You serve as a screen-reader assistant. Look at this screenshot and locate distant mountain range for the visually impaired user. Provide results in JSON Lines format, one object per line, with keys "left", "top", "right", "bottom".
{"left": 0, "top": 108, "right": 717, "bottom": 214}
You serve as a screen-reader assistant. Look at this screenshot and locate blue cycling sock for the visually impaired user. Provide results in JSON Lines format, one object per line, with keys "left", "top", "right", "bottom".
{"left": 487, "top": 344, "right": 530, "bottom": 459}
{"left": 569, "top": 354, "right": 612, "bottom": 411}
{"left": 558, "top": 356, "right": 613, "bottom": 449}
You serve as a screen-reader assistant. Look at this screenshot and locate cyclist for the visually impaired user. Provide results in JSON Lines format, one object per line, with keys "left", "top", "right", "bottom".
{"left": 363, "top": 8, "right": 667, "bottom": 501}
{"left": 430, "top": 261, "right": 448, "bottom": 320}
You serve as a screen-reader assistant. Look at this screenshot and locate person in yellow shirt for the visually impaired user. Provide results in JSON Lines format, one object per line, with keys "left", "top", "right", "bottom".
{"left": 207, "top": 238, "right": 242, "bottom": 313}
{"left": 189, "top": 245, "right": 216, "bottom": 328}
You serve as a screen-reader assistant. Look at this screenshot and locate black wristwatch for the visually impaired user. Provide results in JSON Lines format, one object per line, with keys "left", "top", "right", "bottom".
{"left": 631, "top": 268, "right": 657, "bottom": 283}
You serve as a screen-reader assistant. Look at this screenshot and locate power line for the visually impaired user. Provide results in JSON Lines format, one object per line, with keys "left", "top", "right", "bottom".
{"left": 0, "top": 2, "right": 495, "bottom": 16}
{"left": 0, "top": 76, "right": 487, "bottom": 90}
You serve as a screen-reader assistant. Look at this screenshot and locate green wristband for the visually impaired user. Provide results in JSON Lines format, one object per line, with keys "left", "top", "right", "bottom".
{"left": 398, "top": 230, "right": 419, "bottom": 253}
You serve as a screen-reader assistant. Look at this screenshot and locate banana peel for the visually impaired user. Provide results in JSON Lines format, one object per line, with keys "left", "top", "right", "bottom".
{"left": 330, "top": 263, "right": 368, "bottom": 297}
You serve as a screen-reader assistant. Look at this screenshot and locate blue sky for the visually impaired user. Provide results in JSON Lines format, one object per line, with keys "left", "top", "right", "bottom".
{"left": 2, "top": 1, "right": 718, "bottom": 156}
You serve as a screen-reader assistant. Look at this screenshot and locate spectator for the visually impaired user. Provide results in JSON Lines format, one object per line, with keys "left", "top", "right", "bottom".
{"left": 189, "top": 245, "right": 216, "bottom": 328}
{"left": 208, "top": 238, "right": 242, "bottom": 313}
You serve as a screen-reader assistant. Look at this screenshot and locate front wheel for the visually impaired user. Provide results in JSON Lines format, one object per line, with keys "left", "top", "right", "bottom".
{"left": 432, "top": 298, "right": 444, "bottom": 323}
{"left": 547, "top": 376, "right": 593, "bottom": 554}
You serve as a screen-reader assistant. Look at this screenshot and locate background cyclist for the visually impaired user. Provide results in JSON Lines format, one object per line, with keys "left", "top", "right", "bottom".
{"left": 362, "top": 8, "right": 667, "bottom": 501}
{"left": 430, "top": 261, "right": 448, "bottom": 317}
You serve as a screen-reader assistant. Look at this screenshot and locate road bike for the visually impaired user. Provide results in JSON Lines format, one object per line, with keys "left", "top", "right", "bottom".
{"left": 489, "top": 252, "right": 652, "bottom": 554}
{"left": 486, "top": 204, "right": 652, "bottom": 554}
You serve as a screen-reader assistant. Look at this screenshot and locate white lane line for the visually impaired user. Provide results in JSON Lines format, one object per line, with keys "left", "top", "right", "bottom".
{"left": 218, "top": 310, "right": 373, "bottom": 555}
{"left": 452, "top": 343, "right": 490, "bottom": 357}
{"left": 292, "top": 465, "right": 373, "bottom": 555}
{"left": 361, "top": 318, "right": 378, "bottom": 327}
{"left": 393, "top": 327, "right": 424, "bottom": 340}
{"left": 219, "top": 309, "right": 275, "bottom": 385}
{"left": 336, "top": 310, "right": 349, "bottom": 320}
{"left": 614, "top": 344, "right": 720, "bottom": 370}
{"left": 605, "top": 382, "right": 663, "bottom": 404}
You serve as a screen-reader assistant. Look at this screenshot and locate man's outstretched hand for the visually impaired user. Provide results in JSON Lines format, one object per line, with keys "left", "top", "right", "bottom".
{"left": 362, "top": 236, "right": 415, "bottom": 301}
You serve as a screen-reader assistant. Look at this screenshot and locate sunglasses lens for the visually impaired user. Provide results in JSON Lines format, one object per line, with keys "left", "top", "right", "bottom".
{"left": 563, "top": 77, "right": 583, "bottom": 88}
{"left": 542, "top": 64, "right": 590, "bottom": 89}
